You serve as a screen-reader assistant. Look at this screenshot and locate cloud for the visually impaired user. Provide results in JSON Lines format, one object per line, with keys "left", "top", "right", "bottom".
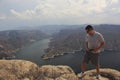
{"left": 112, "top": 7, "right": 120, "bottom": 13}
{"left": 10, "top": 0, "right": 120, "bottom": 20}
{"left": 0, "top": 14, "right": 6, "bottom": 20}
{"left": 111, "top": 0, "right": 118, "bottom": 3}
{"left": 10, "top": 9, "right": 37, "bottom": 19}
{"left": 0, "top": 0, "right": 118, "bottom": 27}
{"left": 10, "top": 0, "right": 110, "bottom": 20}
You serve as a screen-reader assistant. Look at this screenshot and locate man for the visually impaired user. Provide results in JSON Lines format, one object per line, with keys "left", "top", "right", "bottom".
{"left": 78, "top": 25, "right": 105, "bottom": 79}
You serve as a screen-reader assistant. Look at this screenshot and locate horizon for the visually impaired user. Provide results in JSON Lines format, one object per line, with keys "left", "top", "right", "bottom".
{"left": 0, "top": 24, "right": 120, "bottom": 31}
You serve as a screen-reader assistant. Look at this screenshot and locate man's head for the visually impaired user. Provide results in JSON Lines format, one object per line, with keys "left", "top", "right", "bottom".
{"left": 85, "top": 25, "right": 95, "bottom": 35}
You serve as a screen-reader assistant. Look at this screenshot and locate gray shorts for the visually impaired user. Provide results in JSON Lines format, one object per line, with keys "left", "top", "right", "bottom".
{"left": 83, "top": 51, "right": 99, "bottom": 66}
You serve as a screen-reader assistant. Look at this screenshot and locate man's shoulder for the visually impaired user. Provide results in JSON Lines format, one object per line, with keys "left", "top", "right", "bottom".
{"left": 95, "top": 31, "right": 103, "bottom": 36}
{"left": 95, "top": 31, "right": 105, "bottom": 41}
{"left": 95, "top": 31, "right": 101, "bottom": 35}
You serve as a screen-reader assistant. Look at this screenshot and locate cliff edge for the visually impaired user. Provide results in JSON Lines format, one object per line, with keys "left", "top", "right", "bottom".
{"left": 0, "top": 60, "right": 77, "bottom": 80}
{"left": 0, "top": 60, "right": 119, "bottom": 80}
{"left": 78, "top": 69, "right": 120, "bottom": 80}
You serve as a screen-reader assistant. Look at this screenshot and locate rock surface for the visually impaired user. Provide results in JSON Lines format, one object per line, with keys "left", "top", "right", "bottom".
{"left": 0, "top": 60, "right": 39, "bottom": 80}
{"left": 78, "top": 68, "right": 120, "bottom": 80}
{"left": 0, "top": 60, "right": 77, "bottom": 80}
{"left": 0, "top": 60, "right": 120, "bottom": 80}
{"left": 38, "top": 65, "right": 78, "bottom": 80}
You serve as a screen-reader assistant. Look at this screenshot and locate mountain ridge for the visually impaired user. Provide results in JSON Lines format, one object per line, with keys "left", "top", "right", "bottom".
{"left": 0, "top": 30, "right": 49, "bottom": 59}
{"left": 43, "top": 25, "right": 120, "bottom": 59}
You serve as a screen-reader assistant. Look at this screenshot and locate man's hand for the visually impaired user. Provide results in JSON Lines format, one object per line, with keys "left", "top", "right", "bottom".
{"left": 92, "top": 48, "right": 99, "bottom": 53}
{"left": 86, "top": 48, "right": 90, "bottom": 53}
{"left": 92, "top": 42, "right": 105, "bottom": 53}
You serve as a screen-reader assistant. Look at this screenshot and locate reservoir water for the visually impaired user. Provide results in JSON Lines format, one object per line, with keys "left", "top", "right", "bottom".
{"left": 16, "top": 38, "right": 120, "bottom": 73}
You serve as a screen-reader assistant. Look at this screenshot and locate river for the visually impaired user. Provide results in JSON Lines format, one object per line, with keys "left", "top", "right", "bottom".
{"left": 16, "top": 38, "right": 120, "bottom": 73}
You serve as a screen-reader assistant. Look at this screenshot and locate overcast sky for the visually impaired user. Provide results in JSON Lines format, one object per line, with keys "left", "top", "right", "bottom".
{"left": 0, "top": 0, "right": 120, "bottom": 29}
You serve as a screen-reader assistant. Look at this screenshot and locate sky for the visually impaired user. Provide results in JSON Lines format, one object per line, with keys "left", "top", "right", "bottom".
{"left": 0, "top": 0, "right": 120, "bottom": 29}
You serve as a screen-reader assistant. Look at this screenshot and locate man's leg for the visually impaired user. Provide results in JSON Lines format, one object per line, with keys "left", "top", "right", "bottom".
{"left": 91, "top": 53, "right": 101, "bottom": 79}
{"left": 95, "top": 64, "right": 100, "bottom": 75}
{"left": 91, "top": 53, "right": 100, "bottom": 74}
{"left": 81, "top": 53, "right": 89, "bottom": 73}
{"left": 81, "top": 62, "right": 87, "bottom": 73}
{"left": 78, "top": 62, "right": 87, "bottom": 78}
{"left": 95, "top": 64, "right": 101, "bottom": 79}
{"left": 78, "top": 53, "right": 89, "bottom": 77}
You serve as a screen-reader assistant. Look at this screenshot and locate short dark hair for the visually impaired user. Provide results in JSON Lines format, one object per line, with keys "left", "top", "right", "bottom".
{"left": 85, "top": 25, "right": 94, "bottom": 30}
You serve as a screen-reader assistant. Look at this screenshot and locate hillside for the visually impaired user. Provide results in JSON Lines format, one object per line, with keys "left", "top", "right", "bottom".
{"left": 0, "top": 60, "right": 119, "bottom": 80}
{"left": 43, "top": 24, "right": 120, "bottom": 59}
{"left": 0, "top": 30, "right": 49, "bottom": 59}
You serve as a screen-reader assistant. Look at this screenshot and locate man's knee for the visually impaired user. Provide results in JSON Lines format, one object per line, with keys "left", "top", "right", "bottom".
{"left": 95, "top": 64, "right": 100, "bottom": 67}
{"left": 82, "top": 62, "right": 87, "bottom": 65}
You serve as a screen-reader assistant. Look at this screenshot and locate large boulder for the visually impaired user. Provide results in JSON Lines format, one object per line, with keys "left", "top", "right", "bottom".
{"left": 0, "top": 60, "right": 39, "bottom": 80}
{"left": 38, "top": 65, "right": 78, "bottom": 80}
{"left": 0, "top": 60, "right": 78, "bottom": 80}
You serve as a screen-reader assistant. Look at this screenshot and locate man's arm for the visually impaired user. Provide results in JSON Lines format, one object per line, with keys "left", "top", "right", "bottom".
{"left": 94, "top": 42, "right": 105, "bottom": 53}
{"left": 94, "top": 33, "right": 105, "bottom": 53}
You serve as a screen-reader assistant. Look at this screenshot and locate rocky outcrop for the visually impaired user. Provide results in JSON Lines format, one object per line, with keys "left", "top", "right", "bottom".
{"left": 0, "top": 60, "right": 39, "bottom": 80}
{"left": 38, "top": 65, "right": 78, "bottom": 80}
{"left": 0, "top": 60, "right": 120, "bottom": 80}
{"left": 79, "top": 68, "right": 120, "bottom": 80}
{"left": 0, "top": 60, "right": 78, "bottom": 80}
